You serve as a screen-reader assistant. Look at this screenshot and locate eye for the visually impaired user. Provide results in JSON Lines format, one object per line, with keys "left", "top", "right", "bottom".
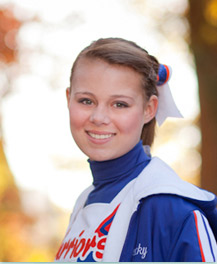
{"left": 114, "top": 101, "right": 129, "bottom": 108}
{"left": 78, "top": 98, "right": 93, "bottom": 105}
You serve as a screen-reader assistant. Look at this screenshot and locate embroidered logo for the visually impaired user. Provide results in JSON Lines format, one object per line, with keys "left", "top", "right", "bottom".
{"left": 133, "top": 243, "right": 148, "bottom": 259}
{"left": 55, "top": 204, "right": 120, "bottom": 262}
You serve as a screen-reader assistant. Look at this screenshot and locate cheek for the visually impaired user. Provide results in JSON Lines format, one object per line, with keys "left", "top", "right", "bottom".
{"left": 117, "top": 110, "right": 145, "bottom": 134}
{"left": 68, "top": 105, "right": 88, "bottom": 130}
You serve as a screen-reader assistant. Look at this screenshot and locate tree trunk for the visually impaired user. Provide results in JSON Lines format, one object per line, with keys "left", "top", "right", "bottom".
{"left": 0, "top": 138, "right": 20, "bottom": 208}
{"left": 188, "top": 0, "right": 217, "bottom": 194}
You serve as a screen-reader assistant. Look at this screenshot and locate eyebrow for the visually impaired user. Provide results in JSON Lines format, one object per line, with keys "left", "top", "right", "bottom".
{"left": 110, "top": 94, "right": 134, "bottom": 100}
{"left": 74, "top": 92, "right": 134, "bottom": 100}
{"left": 74, "top": 92, "right": 94, "bottom": 96}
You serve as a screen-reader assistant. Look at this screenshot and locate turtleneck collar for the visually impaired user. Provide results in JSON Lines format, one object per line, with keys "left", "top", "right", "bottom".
{"left": 88, "top": 140, "right": 149, "bottom": 186}
{"left": 86, "top": 140, "right": 151, "bottom": 205}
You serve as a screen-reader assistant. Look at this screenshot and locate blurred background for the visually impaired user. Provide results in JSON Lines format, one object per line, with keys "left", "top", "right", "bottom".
{"left": 0, "top": 0, "right": 217, "bottom": 261}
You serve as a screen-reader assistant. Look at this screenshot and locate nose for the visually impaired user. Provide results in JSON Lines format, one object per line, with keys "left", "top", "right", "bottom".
{"left": 89, "top": 105, "right": 110, "bottom": 126}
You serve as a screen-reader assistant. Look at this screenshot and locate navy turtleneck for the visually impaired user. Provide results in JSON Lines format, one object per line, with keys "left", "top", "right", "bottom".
{"left": 85, "top": 140, "right": 151, "bottom": 205}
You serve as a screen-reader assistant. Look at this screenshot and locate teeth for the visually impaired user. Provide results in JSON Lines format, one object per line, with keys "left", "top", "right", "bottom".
{"left": 88, "top": 132, "right": 113, "bottom": 139}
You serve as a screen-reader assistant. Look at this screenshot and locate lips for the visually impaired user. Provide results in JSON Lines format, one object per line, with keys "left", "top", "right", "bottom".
{"left": 86, "top": 131, "right": 116, "bottom": 140}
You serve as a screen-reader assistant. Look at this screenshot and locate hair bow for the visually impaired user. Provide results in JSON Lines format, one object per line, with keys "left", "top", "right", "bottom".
{"left": 156, "top": 64, "right": 183, "bottom": 126}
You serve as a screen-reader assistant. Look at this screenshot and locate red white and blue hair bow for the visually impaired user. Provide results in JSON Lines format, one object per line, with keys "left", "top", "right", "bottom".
{"left": 156, "top": 64, "right": 183, "bottom": 126}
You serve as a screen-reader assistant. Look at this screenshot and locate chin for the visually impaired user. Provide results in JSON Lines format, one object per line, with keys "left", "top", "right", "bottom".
{"left": 88, "top": 152, "right": 116, "bottom": 162}
{"left": 89, "top": 156, "right": 110, "bottom": 162}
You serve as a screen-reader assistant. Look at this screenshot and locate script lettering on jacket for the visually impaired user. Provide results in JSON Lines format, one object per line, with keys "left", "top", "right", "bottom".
{"left": 133, "top": 243, "right": 148, "bottom": 259}
{"left": 55, "top": 230, "right": 105, "bottom": 261}
{"left": 55, "top": 204, "right": 120, "bottom": 262}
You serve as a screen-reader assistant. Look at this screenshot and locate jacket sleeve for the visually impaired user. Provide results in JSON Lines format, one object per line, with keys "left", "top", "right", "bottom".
{"left": 120, "top": 195, "right": 217, "bottom": 262}
{"left": 168, "top": 210, "right": 217, "bottom": 262}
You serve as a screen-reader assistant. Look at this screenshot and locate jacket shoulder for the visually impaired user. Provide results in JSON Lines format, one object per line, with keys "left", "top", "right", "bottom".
{"left": 136, "top": 194, "right": 217, "bottom": 261}
{"left": 138, "top": 194, "right": 201, "bottom": 241}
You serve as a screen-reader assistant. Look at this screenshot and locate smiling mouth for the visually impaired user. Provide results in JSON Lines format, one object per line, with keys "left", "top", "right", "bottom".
{"left": 87, "top": 132, "right": 115, "bottom": 139}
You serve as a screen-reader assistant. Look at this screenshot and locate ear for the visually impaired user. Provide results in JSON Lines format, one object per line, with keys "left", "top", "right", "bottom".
{"left": 66, "top": 87, "right": 71, "bottom": 108}
{"left": 143, "top": 95, "right": 158, "bottom": 124}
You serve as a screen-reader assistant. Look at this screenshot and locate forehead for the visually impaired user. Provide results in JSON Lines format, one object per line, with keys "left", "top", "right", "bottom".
{"left": 71, "top": 58, "right": 143, "bottom": 89}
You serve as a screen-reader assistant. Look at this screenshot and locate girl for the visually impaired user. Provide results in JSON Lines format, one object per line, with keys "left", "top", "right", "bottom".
{"left": 55, "top": 38, "right": 217, "bottom": 262}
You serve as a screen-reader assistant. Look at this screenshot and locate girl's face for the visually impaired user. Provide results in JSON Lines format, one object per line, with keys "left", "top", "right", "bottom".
{"left": 67, "top": 58, "right": 157, "bottom": 161}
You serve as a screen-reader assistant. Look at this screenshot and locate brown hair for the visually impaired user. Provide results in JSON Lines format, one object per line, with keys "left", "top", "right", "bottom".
{"left": 69, "top": 38, "right": 159, "bottom": 146}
